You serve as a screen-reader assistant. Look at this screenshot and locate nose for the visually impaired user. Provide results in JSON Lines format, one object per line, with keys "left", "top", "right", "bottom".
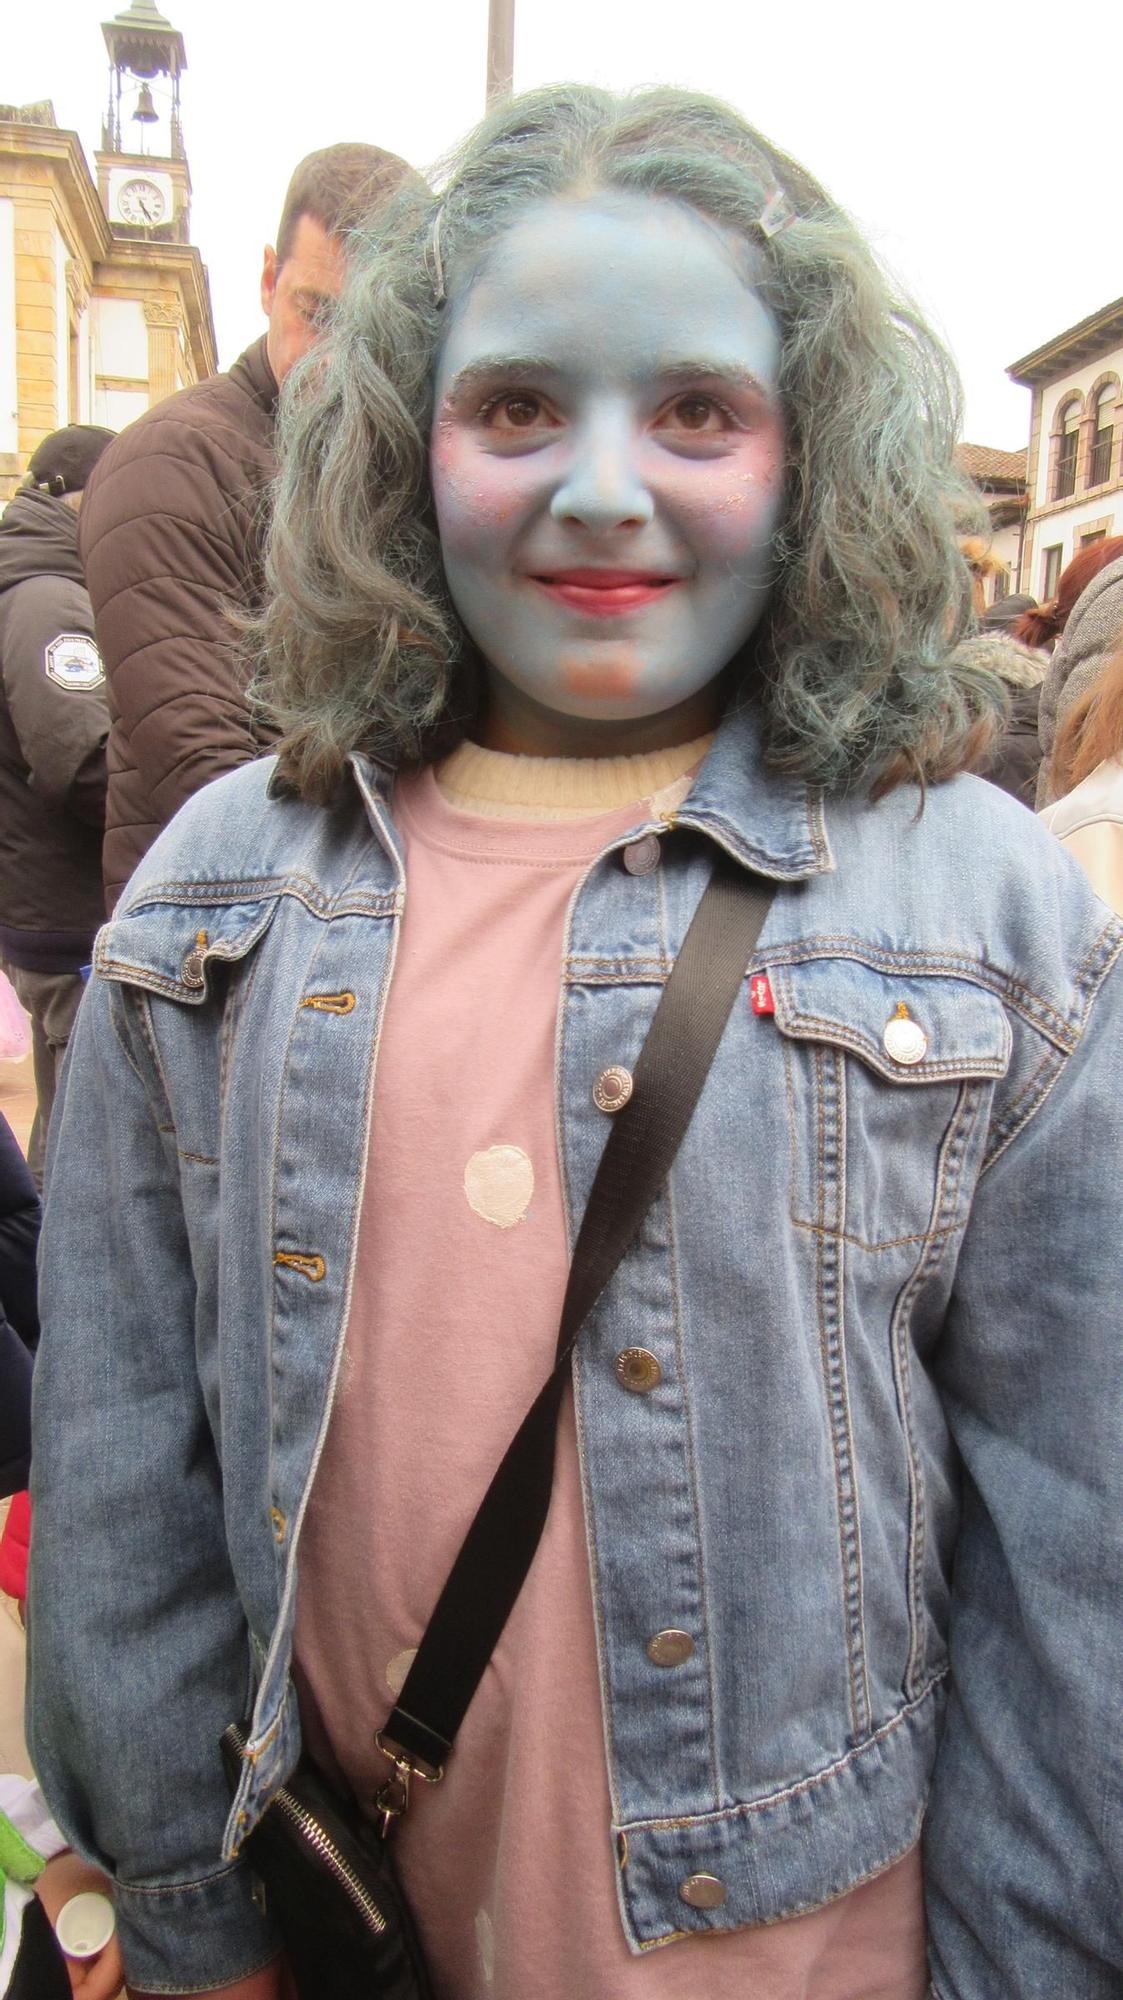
{"left": 549, "top": 416, "right": 654, "bottom": 532}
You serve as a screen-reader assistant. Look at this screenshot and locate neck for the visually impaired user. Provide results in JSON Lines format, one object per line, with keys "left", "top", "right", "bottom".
{"left": 479, "top": 674, "right": 726, "bottom": 758}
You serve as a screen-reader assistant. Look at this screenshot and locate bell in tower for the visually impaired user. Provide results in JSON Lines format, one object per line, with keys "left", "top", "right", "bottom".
{"left": 98, "top": 0, "right": 191, "bottom": 240}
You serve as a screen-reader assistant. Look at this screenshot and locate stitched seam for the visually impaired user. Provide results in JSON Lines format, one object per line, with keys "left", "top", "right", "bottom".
{"left": 622, "top": 1671, "right": 946, "bottom": 1832}
{"left": 626, "top": 1819, "right": 925, "bottom": 1943}
{"left": 766, "top": 941, "right": 1072, "bottom": 1047}
{"left": 178, "top": 1149, "right": 218, "bottom": 1166}
{"left": 782, "top": 1010, "right": 1006, "bottom": 1078}
{"left": 115, "top": 1860, "right": 250, "bottom": 1898}
{"left": 135, "top": 990, "right": 174, "bottom": 1111}
{"left": 120, "top": 878, "right": 399, "bottom": 919}
{"left": 106, "top": 981, "right": 148, "bottom": 1086}
{"left": 814, "top": 1047, "right": 869, "bottom": 1735}
{"left": 892, "top": 1080, "right": 980, "bottom": 1695}
{"left": 834, "top": 1056, "right": 871, "bottom": 1733}
{"left": 792, "top": 1216, "right": 962, "bottom": 1251}
{"left": 813, "top": 1048, "right": 856, "bottom": 1732}
{"left": 665, "top": 1168, "right": 723, "bottom": 1804}
{"left": 981, "top": 1039, "right": 1063, "bottom": 1171}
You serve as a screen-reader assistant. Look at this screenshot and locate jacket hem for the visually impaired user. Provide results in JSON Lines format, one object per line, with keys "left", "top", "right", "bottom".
{"left": 616, "top": 1673, "right": 944, "bottom": 1946}
{"left": 114, "top": 1858, "right": 279, "bottom": 1995}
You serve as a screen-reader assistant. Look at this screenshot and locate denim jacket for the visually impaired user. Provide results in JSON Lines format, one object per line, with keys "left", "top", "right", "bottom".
{"left": 27, "top": 706, "right": 1123, "bottom": 1996}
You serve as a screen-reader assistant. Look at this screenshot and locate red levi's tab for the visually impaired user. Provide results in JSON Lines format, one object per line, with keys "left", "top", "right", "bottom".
{"left": 750, "top": 971, "right": 775, "bottom": 1015}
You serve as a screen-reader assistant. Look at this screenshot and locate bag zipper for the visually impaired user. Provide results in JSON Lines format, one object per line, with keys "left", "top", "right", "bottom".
{"left": 225, "top": 1726, "right": 387, "bottom": 1936}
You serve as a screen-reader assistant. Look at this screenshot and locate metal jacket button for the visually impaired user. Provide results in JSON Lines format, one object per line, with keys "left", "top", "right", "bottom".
{"left": 593, "top": 1066, "right": 633, "bottom": 1113}
{"left": 622, "top": 832, "right": 661, "bottom": 876}
{"left": 647, "top": 1628, "right": 694, "bottom": 1667}
{"left": 680, "top": 1873, "right": 727, "bottom": 1909}
{"left": 615, "top": 1348, "right": 662, "bottom": 1393}
{"left": 883, "top": 1002, "right": 928, "bottom": 1066}
{"left": 180, "top": 929, "right": 208, "bottom": 988}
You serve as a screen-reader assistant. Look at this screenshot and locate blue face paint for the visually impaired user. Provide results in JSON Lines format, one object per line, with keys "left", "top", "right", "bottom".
{"left": 431, "top": 192, "right": 786, "bottom": 755}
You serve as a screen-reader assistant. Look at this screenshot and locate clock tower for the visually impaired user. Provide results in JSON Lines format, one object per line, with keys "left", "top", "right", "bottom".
{"left": 95, "top": 0, "right": 191, "bottom": 243}
{"left": 0, "top": 3, "right": 216, "bottom": 497}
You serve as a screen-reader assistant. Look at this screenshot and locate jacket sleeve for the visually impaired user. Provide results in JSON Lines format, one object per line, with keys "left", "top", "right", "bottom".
{"left": 79, "top": 432, "right": 264, "bottom": 830}
{"left": 26, "top": 975, "right": 279, "bottom": 1992}
{"left": 924, "top": 934, "right": 1123, "bottom": 1994}
{"left": 1, "top": 577, "right": 108, "bottom": 825}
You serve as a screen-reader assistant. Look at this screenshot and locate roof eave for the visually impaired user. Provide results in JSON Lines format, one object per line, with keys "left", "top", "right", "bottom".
{"left": 1008, "top": 296, "right": 1123, "bottom": 386}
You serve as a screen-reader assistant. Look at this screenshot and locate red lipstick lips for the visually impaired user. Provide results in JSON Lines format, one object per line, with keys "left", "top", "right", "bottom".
{"left": 530, "top": 568, "right": 679, "bottom": 616}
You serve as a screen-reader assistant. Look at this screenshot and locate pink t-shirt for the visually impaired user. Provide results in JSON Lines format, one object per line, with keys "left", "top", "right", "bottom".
{"left": 293, "top": 752, "right": 927, "bottom": 2000}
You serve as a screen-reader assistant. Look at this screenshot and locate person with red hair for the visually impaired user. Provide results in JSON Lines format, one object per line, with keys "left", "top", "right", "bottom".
{"left": 1019, "top": 538, "right": 1123, "bottom": 803}
{"left": 1040, "top": 644, "right": 1123, "bottom": 915}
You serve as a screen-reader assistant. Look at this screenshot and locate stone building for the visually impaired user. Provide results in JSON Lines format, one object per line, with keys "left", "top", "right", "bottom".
{"left": 1008, "top": 297, "right": 1122, "bottom": 600}
{"left": 0, "top": 0, "right": 215, "bottom": 502}
{"left": 954, "top": 442, "right": 1028, "bottom": 604}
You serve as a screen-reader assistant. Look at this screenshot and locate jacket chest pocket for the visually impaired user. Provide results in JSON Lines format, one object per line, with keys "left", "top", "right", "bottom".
{"left": 770, "top": 959, "right": 1012, "bottom": 1253}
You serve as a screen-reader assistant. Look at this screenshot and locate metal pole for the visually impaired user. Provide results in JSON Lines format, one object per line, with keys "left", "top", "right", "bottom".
{"left": 486, "top": 0, "right": 515, "bottom": 108}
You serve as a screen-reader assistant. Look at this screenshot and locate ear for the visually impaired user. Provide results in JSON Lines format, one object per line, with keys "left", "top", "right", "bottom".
{"left": 261, "top": 244, "right": 278, "bottom": 320}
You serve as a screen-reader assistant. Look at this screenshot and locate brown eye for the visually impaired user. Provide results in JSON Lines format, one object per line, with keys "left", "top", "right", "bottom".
{"left": 670, "top": 395, "right": 719, "bottom": 432}
{"left": 495, "top": 395, "right": 542, "bottom": 428}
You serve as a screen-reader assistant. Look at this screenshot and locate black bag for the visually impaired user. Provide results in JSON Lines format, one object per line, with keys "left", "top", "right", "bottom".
{"left": 221, "top": 1726, "right": 433, "bottom": 1999}
{"left": 224, "top": 857, "right": 777, "bottom": 1997}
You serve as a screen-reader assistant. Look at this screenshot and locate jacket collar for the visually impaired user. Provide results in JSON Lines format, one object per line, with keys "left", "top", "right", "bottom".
{"left": 229, "top": 334, "right": 279, "bottom": 421}
{"left": 675, "top": 700, "right": 833, "bottom": 880}
{"left": 350, "top": 700, "right": 833, "bottom": 882}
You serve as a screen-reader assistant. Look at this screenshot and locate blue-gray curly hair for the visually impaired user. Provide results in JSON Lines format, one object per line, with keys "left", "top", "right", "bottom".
{"left": 250, "top": 84, "right": 997, "bottom": 800}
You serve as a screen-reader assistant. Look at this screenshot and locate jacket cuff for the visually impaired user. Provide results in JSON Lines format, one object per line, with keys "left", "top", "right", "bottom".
{"left": 114, "top": 1856, "right": 280, "bottom": 1995}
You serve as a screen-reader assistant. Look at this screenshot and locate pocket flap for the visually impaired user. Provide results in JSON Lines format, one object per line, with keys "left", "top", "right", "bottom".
{"left": 94, "top": 895, "right": 280, "bottom": 1002}
{"left": 770, "top": 958, "right": 1012, "bottom": 1082}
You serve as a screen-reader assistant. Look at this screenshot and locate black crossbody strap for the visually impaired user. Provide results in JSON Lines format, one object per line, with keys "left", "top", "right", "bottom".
{"left": 384, "top": 854, "right": 778, "bottom": 1774}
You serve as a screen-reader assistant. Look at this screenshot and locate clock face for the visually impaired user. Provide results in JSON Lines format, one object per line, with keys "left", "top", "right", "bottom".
{"left": 117, "top": 177, "right": 167, "bottom": 225}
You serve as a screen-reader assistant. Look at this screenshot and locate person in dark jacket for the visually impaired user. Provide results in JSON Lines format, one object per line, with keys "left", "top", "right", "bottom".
{"left": 79, "top": 142, "right": 424, "bottom": 908}
{"left": 955, "top": 631, "right": 1047, "bottom": 807}
{"left": 0, "top": 425, "right": 114, "bottom": 1183}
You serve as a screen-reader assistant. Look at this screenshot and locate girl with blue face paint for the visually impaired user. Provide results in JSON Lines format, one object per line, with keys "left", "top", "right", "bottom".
{"left": 27, "top": 89, "right": 1123, "bottom": 2000}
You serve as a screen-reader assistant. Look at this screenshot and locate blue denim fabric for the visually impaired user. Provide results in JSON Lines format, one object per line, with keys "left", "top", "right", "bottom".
{"left": 26, "top": 705, "right": 1123, "bottom": 1995}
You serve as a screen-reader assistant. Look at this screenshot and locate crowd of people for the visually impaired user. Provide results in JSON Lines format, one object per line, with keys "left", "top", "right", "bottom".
{"left": 0, "top": 82, "right": 1121, "bottom": 2000}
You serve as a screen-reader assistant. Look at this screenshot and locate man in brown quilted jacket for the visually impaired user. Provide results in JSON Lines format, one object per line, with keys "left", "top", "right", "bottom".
{"left": 80, "top": 142, "right": 422, "bottom": 908}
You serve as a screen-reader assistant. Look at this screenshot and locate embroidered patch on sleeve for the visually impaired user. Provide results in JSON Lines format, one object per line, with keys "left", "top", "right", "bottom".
{"left": 44, "top": 633, "right": 105, "bottom": 691}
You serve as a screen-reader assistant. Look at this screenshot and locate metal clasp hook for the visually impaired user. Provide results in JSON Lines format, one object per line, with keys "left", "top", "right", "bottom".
{"left": 373, "top": 1730, "right": 443, "bottom": 1839}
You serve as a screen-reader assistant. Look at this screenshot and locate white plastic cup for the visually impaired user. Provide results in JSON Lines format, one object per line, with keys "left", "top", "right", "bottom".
{"left": 54, "top": 1890, "right": 116, "bottom": 1960}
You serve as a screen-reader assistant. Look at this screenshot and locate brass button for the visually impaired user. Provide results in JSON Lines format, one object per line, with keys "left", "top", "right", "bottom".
{"left": 646, "top": 1628, "right": 694, "bottom": 1667}
{"left": 593, "top": 1065, "right": 633, "bottom": 1113}
{"left": 615, "top": 1347, "right": 662, "bottom": 1393}
{"left": 622, "top": 832, "right": 661, "bottom": 876}
{"left": 680, "top": 1873, "right": 727, "bottom": 1910}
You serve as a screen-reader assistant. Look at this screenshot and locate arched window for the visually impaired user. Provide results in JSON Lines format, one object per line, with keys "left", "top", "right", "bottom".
{"left": 1054, "top": 399, "right": 1081, "bottom": 500}
{"left": 1088, "top": 382, "right": 1117, "bottom": 488}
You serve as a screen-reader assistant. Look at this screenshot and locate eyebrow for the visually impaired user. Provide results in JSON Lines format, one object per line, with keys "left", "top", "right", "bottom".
{"left": 657, "top": 361, "right": 772, "bottom": 398}
{"left": 443, "top": 356, "right": 564, "bottom": 400}
{"left": 442, "top": 355, "right": 773, "bottom": 401}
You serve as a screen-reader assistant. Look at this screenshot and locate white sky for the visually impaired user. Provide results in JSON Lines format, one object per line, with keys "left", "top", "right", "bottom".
{"left": 6, "top": 0, "right": 1119, "bottom": 449}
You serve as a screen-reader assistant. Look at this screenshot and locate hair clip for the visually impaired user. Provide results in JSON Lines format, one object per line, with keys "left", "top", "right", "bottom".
{"left": 428, "top": 206, "right": 446, "bottom": 308}
{"left": 758, "top": 187, "right": 797, "bottom": 240}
